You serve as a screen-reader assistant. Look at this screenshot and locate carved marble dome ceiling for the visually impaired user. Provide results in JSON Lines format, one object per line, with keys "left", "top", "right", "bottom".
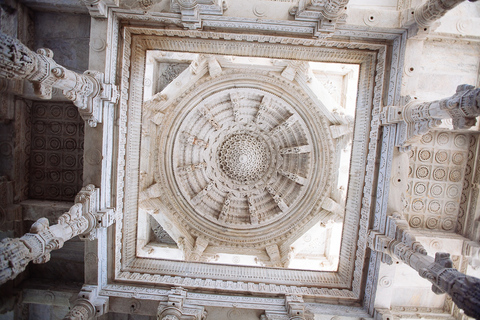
{"left": 135, "top": 52, "right": 358, "bottom": 270}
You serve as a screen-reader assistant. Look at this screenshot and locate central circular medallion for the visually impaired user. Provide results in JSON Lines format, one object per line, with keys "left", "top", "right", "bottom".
{"left": 218, "top": 132, "right": 270, "bottom": 183}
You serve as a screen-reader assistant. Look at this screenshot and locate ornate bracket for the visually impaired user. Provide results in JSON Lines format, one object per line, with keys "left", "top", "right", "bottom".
{"left": 289, "top": 0, "right": 349, "bottom": 37}
{"left": 0, "top": 32, "right": 118, "bottom": 127}
{"left": 157, "top": 287, "right": 206, "bottom": 320}
{"left": 170, "top": 0, "right": 226, "bottom": 29}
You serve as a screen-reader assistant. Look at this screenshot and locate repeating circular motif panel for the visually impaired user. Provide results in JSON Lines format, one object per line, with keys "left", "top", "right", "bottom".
{"left": 413, "top": 182, "right": 427, "bottom": 195}
{"left": 454, "top": 134, "right": 467, "bottom": 148}
{"left": 416, "top": 165, "right": 430, "bottom": 179}
{"left": 452, "top": 152, "right": 465, "bottom": 165}
{"left": 442, "top": 218, "right": 455, "bottom": 231}
{"left": 425, "top": 217, "right": 438, "bottom": 229}
{"left": 418, "top": 149, "right": 432, "bottom": 162}
{"left": 428, "top": 200, "right": 441, "bottom": 213}
{"left": 430, "top": 183, "right": 443, "bottom": 198}
{"left": 446, "top": 185, "right": 460, "bottom": 198}
{"left": 432, "top": 167, "right": 446, "bottom": 181}
{"left": 448, "top": 168, "right": 462, "bottom": 182}
{"left": 409, "top": 215, "right": 423, "bottom": 228}
{"left": 434, "top": 150, "right": 448, "bottom": 164}
{"left": 0, "top": 142, "right": 13, "bottom": 157}
{"left": 421, "top": 132, "right": 433, "bottom": 144}
{"left": 411, "top": 199, "right": 425, "bottom": 212}
{"left": 437, "top": 132, "right": 450, "bottom": 145}
{"left": 444, "top": 201, "right": 457, "bottom": 215}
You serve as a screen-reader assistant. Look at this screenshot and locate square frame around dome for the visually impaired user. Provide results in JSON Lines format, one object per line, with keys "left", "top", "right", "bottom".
{"left": 113, "top": 26, "right": 404, "bottom": 304}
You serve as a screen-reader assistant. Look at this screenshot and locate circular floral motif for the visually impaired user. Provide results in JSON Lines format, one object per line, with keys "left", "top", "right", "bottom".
{"left": 445, "top": 201, "right": 457, "bottom": 215}
{"left": 32, "top": 169, "right": 45, "bottom": 180}
{"left": 65, "top": 123, "right": 78, "bottom": 135}
{"left": 442, "top": 218, "right": 455, "bottom": 231}
{"left": 218, "top": 133, "right": 270, "bottom": 183}
{"left": 452, "top": 152, "right": 465, "bottom": 165}
{"left": 49, "top": 170, "right": 61, "bottom": 182}
{"left": 50, "top": 106, "right": 63, "bottom": 118}
{"left": 437, "top": 132, "right": 449, "bottom": 145}
{"left": 66, "top": 106, "right": 78, "bottom": 119}
{"left": 33, "top": 137, "right": 46, "bottom": 150}
{"left": 446, "top": 185, "right": 460, "bottom": 198}
{"left": 416, "top": 166, "right": 430, "bottom": 179}
{"left": 435, "top": 150, "right": 448, "bottom": 163}
{"left": 63, "top": 171, "right": 76, "bottom": 183}
{"left": 64, "top": 139, "right": 77, "bottom": 150}
{"left": 412, "top": 199, "right": 425, "bottom": 212}
{"left": 63, "top": 186, "right": 77, "bottom": 198}
{"left": 430, "top": 184, "right": 443, "bottom": 197}
{"left": 421, "top": 132, "right": 433, "bottom": 144}
{"left": 409, "top": 216, "right": 423, "bottom": 228}
{"left": 47, "top": 185, "right": 60, "bottom": 197}
{"left": 48, "top": 154, "right": 61, "bottom": 166}
{"left": 414, "top": 183, "right": 427, "bottom": 195}
{"left": 432, "top": 167, "right": 446, "bottom": 181}
{"left": 426, "top": 217, "right": 438, "bottom": 229}
{"left": 49, "top": 137, "right": 61, "bottom": 150}
{"left": 418, "top": 149, "right": 431, "bottom": 162}
{"left": 34, "top": 105, "right": 47, "bottom": 117}
{"left": 379, "top": 276, "right": 392, "bottom": 288}
{"left": 49, "top": 122, "right": 62, "bottom": 134}
{"left": 454, "top": 134, "right": 467, "bottom": 148}
{"left": 33, "top": 153, "right": 45, "bottom": 166}
{"left": 64, "top": 155, "right": 77, "bottom": 167}
{"left": 34, "top": 121, "right": 46, "bottom": 134}
{"left": 428, "top": 200, "right": 441, "bottom": 213}
{"left": 430, "top": 240, "right": 442, "bottom": 250}
{"left": 409, "top": 149, "right": 415, "bottom": 159}
{"left": 449, "top": 168, "right": 462, "bottom": 182}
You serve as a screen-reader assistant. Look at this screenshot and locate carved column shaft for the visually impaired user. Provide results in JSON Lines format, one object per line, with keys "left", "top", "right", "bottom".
{"left": 414, "top": 0, "right": 472, "bottom": 28}
{"left": 369, "top": 216, "right": 480, "bottom": 318}
{"left": 382, "top": 84, "right": 480, "bottom": 149}
{"left": 0, "top": 32, "right": 116, "bottom": 126}
{"left": 0, "top": 185, "right": 98, "bottom": 285}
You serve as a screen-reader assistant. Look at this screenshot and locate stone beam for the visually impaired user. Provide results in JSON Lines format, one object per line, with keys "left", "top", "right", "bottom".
{"left": 0, "top": 185, "right": 113, "bottom": 285}
{"left": 0, "top": 32, "right": 117, "bottom": 127}
{"left": 381, "top": 84, "right": 480, "bottom": 150}
{"left": 369, "top": 214, "right": 480, "bottom": 319}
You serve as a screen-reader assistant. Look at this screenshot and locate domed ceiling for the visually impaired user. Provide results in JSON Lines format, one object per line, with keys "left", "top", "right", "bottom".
{"left": 137, "top": 52, "right": 358, "bottom": 270}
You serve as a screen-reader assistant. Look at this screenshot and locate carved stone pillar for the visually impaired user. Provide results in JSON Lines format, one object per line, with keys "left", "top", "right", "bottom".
{"left": 381, "top": 84, "right": 480, "bottom": 150}
{"left": 414, "top": 0, "right": 478, "bottom": 28}
{"left": 0, "top": 32, "right": 117, "bottom": 127}
{"left": 369, "top": 215, "right": 480, "bottom": 319}
{"left": 0, "top": 185, "right": 113, "bottom": 285}
{"left": 63, "top": 286, "right": 108, "bottom": 320}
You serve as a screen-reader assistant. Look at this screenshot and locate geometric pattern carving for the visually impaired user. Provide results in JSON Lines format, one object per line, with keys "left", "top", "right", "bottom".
{"left": 406, "top": 131, "right": 470, "bottom": 232}
{"left": 29, "top": 102, "right": 84, "bottom": 201}
{"left": 173, "top": 87, "right": 314, "bottom": 229}
{"left": 155, "top": 62, "right": 190, "bottom": 94}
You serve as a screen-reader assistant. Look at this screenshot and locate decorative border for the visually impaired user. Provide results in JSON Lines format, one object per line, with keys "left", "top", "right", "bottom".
{"left": 113, "top": 25, "right": 399, "bottom": 301}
